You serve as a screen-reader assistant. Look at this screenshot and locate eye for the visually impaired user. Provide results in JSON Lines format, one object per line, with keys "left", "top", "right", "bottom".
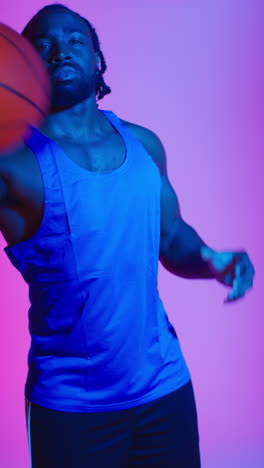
{"left": 35, "top": 39, "right": 83, "bottom": 52}
{"left": 71, "top": 39, "right": 83, "bottom": 44}
{"left": 37, "top": 44, "right": 50, "bottom": 50}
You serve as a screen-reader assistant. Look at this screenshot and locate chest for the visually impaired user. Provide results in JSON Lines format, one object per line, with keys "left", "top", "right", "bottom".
{"left": 7, "top": 129, "right": 127, "bottom": 202}
{"left": 52, "top": 130, "right": 127, "bottom": 173}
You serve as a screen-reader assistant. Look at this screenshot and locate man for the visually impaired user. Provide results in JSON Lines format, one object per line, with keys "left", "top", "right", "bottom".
{"left": 0, "top": 4, "right": 255, "bottom": 468}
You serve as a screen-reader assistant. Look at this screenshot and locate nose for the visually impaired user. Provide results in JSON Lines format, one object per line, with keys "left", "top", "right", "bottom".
{"left": 50, "top": 41, "right": 73, "bottom": 64}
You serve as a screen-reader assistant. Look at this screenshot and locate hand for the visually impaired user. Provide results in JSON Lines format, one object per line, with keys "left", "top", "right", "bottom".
{"left": 200, "top": 246, "right": 255, "bottom": 304}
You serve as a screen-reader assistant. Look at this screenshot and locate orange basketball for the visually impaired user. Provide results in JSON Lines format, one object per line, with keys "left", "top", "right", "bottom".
{"left": 0, "top": 23, "right": 52, "bottom": 153}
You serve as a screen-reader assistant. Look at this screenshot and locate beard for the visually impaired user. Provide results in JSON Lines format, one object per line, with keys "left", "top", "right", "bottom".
{"left": 50, "top": 68, "right": 98, "bottom": 113}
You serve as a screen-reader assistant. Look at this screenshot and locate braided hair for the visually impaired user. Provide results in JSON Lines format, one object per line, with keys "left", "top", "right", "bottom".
{"left": 21, "top": 3, "right": 112, "bottom": 107}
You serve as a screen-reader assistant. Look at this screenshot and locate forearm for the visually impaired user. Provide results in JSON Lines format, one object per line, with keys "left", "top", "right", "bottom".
{"left": 159, "top": 219, "right": 215, "bottom": 279}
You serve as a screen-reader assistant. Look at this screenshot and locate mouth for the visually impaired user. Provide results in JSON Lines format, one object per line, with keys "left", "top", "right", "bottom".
{"left": 53, "top": 66, "right": 77, "bottom": 81}
{"left": 54, "top": 63, "right": 76, "bottom": 71}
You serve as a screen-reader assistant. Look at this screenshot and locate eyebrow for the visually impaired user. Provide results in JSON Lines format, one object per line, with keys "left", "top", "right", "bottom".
{"left": 34, "top": 28, "right": 87, "bottom": 40}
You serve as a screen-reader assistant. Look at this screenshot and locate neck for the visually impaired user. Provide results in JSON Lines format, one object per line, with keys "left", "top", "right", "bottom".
{"left": 40, "top": 98, "right": 106, "bottom": 141}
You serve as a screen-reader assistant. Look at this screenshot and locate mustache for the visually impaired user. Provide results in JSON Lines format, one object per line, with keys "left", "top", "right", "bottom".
{"left": 52, "top": 63, "right": 79, "bottom": 74}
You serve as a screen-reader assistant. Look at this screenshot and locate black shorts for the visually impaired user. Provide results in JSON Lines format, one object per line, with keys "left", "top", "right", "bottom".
{"left": 25, "top": 379, "right": 201, "bottom": 468}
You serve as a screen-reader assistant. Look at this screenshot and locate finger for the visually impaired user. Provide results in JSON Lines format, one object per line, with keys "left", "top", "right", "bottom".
{"left": 224, "top": 294, "right": 245, "bottom": 304}
{"left": 236, "top": 256, "right": 255, "bottom": 278}
{"left": 234, "top": 264, "right": 255, "bottom": 287}
{"left": 238, "top": 273, "right": 254, "bottom": 285}
{"left": 233, "top": 278, "right": 253, "bottom": 296}
{"left": 224, "top": 279, "right": 253, "bottom": 303}
{"left": 233, "top": 259, "right": 255, "bottom": 287}
{"left": 238, "top": 279, "right": 254, "bottom": 294}
{"left": 242, "top": 266, "right": 255, "bottom": 279}
{"left": 235, "top": 262, "right": 241, "bottom": 277}
{"left": 224, "top": 289, "right": 245, "bottom": 303}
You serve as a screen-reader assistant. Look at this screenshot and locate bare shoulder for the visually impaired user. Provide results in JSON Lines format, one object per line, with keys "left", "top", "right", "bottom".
{"left": 120, "top": 118, "right": 167, "bottom": 175}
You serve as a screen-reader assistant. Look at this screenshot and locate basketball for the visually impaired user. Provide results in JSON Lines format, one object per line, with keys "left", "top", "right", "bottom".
{"left": 0, "top": 23, "right": 52, "bottom": 154}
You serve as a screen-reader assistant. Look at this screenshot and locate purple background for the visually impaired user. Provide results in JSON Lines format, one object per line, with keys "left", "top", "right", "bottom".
{"left": 0, "top": 1, "right": 263, "bottom": 466}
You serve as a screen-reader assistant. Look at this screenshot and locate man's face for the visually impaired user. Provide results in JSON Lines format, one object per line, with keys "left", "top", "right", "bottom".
{"left": 28, "top": 9, "right": 99, "bottom": 112}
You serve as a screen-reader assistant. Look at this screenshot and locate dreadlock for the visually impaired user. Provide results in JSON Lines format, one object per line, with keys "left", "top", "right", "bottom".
{"left": 21, "top": 2, "right": 111, "bottom": 107}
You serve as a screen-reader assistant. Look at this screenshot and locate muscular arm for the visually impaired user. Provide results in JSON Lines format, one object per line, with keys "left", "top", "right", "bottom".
{"left": 125, "top": 121, "right": 216, "bottom": 280}
{"left": 157, "top": 165, "right": 215, "bottom": 279}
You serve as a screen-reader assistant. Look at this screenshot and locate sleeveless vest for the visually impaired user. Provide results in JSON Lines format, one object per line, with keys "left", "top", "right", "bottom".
{"left": 4, "top": 109, "right": 191, "bottom": 412}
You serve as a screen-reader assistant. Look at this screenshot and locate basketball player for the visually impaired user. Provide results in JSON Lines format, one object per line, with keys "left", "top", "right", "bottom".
{"left": 0, "top": 4, "right": 255, "bottom": 468}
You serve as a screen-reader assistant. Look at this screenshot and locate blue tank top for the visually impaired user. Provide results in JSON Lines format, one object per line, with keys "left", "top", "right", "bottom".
{"left": 4, "top": 109, "right": 191, "bottom": 412}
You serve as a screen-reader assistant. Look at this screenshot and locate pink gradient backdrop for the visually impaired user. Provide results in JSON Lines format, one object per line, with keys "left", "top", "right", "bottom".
{"left": 0, "top": 1, "right": 263, "bottom": 466}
